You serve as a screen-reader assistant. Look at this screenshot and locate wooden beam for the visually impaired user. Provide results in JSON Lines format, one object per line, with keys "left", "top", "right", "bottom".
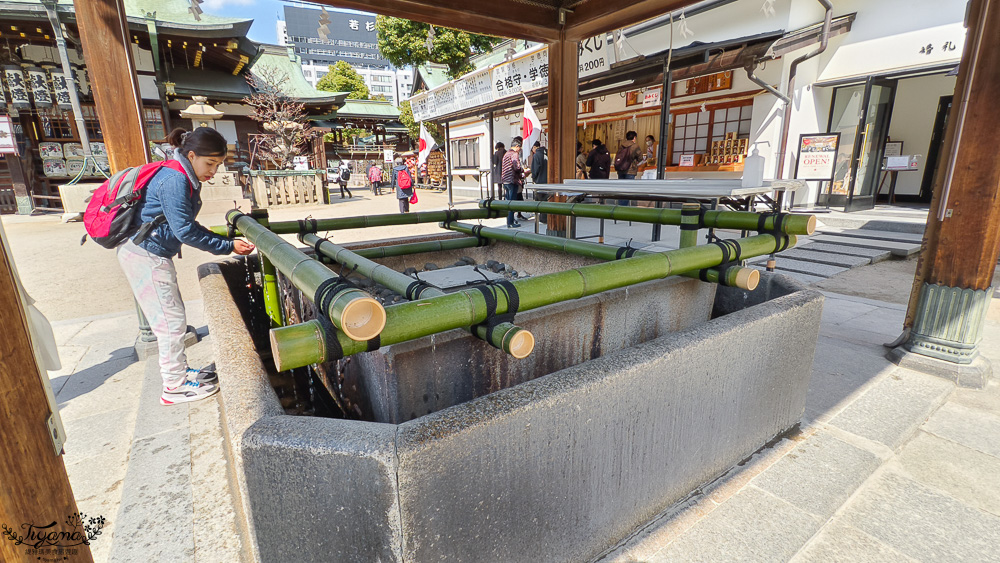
{"left": 315, "top": 0, "right": 561, "bottom": 43}
{"left": 565, "top": 0, "right": 703, "bottom": 41}
{"left": 547, "top": 35, "right": 579, "bottom": 183}
{"left": 907, "top": 0, "right": 1000, "bottom": 301}
{"left": 0, "top": 235, "right": 93, "bottom": 563}
{"left": 73, "top": 0, "right": 150, "bottom": 172}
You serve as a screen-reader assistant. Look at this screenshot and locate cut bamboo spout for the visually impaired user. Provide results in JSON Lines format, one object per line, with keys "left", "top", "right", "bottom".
{"left": 228, "top": 210, "right": 386, "bottom": 341}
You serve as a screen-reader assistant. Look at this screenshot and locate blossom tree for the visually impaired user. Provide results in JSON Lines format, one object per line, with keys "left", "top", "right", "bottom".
{"left": 244, "top": 67, "right": 315, "bottom": 169}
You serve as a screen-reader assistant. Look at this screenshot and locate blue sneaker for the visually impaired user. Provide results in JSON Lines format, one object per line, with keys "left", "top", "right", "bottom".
{"left": 160, "top": 380, "right": 219, "bottom": 405}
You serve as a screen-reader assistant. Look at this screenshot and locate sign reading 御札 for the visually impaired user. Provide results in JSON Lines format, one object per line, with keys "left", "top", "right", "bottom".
{"left": 795, "top": 133, "right": 840, "bottom": 181}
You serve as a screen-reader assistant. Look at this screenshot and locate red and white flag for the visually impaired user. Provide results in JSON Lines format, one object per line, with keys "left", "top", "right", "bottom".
{"left": 521, "top": 94, "right": 542, "bottom": 148}
{"left": 417, "top": 123, "right": 434, "bottom": 165}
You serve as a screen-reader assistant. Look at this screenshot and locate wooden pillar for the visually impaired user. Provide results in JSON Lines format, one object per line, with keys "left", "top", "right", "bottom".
{"left": 891, "top": 0, "right": 1000, "bottom": 387}
{"left": 0, "top": 235, "right": 93, "bottom": 562}
{"left": 546, "top": 35, "right": 579, "bottom": 184}
{"left": 73, "top": 0, "right": 150, "bottom": 172}
{"left": 4, "top": 153, "right": 32, "bottom": 215}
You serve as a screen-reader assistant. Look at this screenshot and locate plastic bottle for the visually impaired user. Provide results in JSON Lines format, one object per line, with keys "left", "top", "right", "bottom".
{"left": 742, "top": 146, "right": 765, "bottom": 188}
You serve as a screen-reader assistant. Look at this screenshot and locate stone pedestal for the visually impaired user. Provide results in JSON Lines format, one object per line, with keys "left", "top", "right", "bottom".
{"left": 888, "top": 283, "right": 994, "bottom": 388}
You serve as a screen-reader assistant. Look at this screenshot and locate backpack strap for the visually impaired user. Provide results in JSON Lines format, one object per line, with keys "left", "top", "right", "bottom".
{"left": 104, "top": 166, "right": 146, "bottom": 212}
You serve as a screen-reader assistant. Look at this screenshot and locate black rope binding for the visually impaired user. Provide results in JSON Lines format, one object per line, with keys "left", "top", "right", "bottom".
{"left": 757, "top": 212, "right": 791, "bottom": 252}
{"left": 366, "top": 335, "right": 381, "bottom": 352}
{"left": 227, "top": 211, "right": 245, "bottom": 239}
{"left": 297, "top": 218, "right": 319, "bottom": 234}
{"left": 680, "top": 206, "right": 707, "bottom": 231}
{"left": 470, "top": 280, "right": 521, "bottom": 346}
{"left": 615, "top": 238, "right": 639, "bottom": 259}
{"left": 316, "top": 314, "right": 344, "bottom": 362}
{"left": 314, "top": 277, "right": 357, "bottom": 314}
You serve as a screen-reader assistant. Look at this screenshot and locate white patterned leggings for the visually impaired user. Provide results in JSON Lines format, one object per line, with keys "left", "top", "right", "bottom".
{"left": 117, "top": 239, "right": 188, "bottom": 388}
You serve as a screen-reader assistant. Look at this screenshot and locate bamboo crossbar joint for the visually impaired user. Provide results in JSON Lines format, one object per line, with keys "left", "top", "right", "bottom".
{"left": 299, "top": 232, "right": 536, "bottom": 360}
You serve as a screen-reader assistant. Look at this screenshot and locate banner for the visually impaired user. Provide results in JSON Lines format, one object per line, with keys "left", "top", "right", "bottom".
{"left": 455, "top": 68, "right": 494, "bottom": 109}
{"left": 795, "top": 133, "right": 840, "bottom": 181}
{"left": 578, "top": 33, "right": 611, "bottom": 78}
{"left": 492, "top": 48, "right": 548, "bottom": 99}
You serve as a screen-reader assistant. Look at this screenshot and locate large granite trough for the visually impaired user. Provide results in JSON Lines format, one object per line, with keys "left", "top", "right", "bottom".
{"left": 198, "top": 233, "right": 824, "bottom": 563}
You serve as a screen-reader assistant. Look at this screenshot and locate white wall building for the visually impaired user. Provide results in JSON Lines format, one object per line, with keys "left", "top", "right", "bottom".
{"left": 410, "top": 0, "right": 966, "bottom": 211}
{"left": 276, "top": 18, "right": 412, "bottom": 107}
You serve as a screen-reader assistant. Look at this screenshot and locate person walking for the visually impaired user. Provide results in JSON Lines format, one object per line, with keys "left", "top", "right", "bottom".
{"left": 117, "top": 127, "right": 255, "bottom": 405}
{"left": 491, "top": 142, "right": 505, "bottom": 198}
{"left": 337, "top": 160, "right": 353, "bottom": 198}
{"left": 613, "top": 130, "right": 642, "bottom": 206}
{"left": 392, "top": 156, "right": 415, "bottom": 213}
{"left": 614, "top": 130, "right": 642, "bottom": 180}
{"left": 501, "top": 136, "right": 527, "bottom": 228}
{"left": 586, "top": 139, "right": 611, "bottom": 179}
{"left": 368, "top": 162, "right": 384, "bottom": 195}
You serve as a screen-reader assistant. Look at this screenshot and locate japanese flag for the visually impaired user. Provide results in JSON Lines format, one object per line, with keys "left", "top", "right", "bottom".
{"left": 418, "top": 123, "right": 435, "bottom": 165}
{"left": 521, "top": 94, "right": 542, "bottom": 148}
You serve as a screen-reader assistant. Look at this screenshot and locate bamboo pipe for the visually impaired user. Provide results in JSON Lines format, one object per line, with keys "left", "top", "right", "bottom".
{"left": 299, "top": 233, "right": 534, "bottom": 359}
{"left": 260, "top": 254, "right": 284, "bottom": 327}
{"left": 479, "top": 200, "right": 817, "bottom": 235}
{"left": 212, "top": 208, "right": 500, "bottom": 237}
{"left": 349, "top": 236, "right": 488, "bottom": 260}
{"left": 444, "top": 222, "right": 759, "bottom": 291}
{"left": 270, "top": 232, "right": 795, "bottom": 370}
{"left": 228, "top": 211, "right": 386, "bottom": 341}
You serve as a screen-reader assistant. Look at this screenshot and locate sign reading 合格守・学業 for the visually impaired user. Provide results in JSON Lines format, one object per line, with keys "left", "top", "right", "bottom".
{"left": 493, "top": 49, "right": 549, "bottom": 99}
{"left": 795, "top": 133, "right": 841, "bottom": 181}
{"left": 409, "top": 35, "right": 612, "bottom": 122}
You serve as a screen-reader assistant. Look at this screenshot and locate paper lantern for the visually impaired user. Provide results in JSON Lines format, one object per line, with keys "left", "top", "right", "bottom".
{"left": 51, "top": 71, "right": 73, "bottom": 110}
{"left": 27, "top": 66, "right": 53, "bottom": 109}
{"left": 4, "top": 66, "right": 30, "bottom": 109}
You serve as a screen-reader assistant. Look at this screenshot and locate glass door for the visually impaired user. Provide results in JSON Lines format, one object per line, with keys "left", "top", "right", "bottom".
{"left": 845, "top": 78, "right": 897, "bottom": 212}
{"left": 820, "top": 78, "right": 898, "bottom": 211}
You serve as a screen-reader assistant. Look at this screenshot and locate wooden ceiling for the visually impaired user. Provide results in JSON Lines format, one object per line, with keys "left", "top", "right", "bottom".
{"left": 307, "top": 0, "right": 703, "bottom": 42}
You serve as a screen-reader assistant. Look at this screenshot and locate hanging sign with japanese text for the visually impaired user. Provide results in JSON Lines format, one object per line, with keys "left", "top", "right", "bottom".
{"left": 455, "top": 68, "right": 495, "bottom": 109}
{"left": 578, "top": 34, "right": 611, "bottom": 78}
{"left": 492, "top": 49, "right": 549, "bottom": 99}
{"left": 4, "top": 66, "right": 30, "bottom": 109}
{"left": 27, "top": 67, "right": 52, "bottom": 109}
{"left": 51, "top": 71, "right": 73, "bottom": 110}
{"left": 795, "top": 133, "right": 840, "bottom": 181}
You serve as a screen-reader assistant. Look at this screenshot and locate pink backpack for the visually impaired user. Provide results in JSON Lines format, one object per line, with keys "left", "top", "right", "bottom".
{"left": 83, "top": 160, "right": 190, "bottom": 248}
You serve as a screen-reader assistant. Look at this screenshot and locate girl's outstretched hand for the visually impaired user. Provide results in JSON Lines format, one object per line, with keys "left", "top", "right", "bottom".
{"left": 233, "top": 239, "right": 255, "bottom": 255}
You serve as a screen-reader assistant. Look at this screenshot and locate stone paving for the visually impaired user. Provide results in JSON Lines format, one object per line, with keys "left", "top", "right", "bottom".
{"left": 4, "top": 193, "right": 999, "bottom": 562}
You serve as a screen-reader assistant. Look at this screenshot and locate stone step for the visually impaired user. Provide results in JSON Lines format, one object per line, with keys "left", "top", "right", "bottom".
{"left": 818, "top": 227, "right": 925, "bottom": 244}
{"left": 754, "top": 258, "right": 848, "bottom": 278}
{"left": 810, "top": 234, "right": 921, "bottom": 257}
{"left": 750, "top": 266, "right": 826, "bottom": 285}
{"left": 800, "top": 243, "right": 893, "bottom": 264}
{"left": 749, "top": 248, "right": 870, "bottom": 268}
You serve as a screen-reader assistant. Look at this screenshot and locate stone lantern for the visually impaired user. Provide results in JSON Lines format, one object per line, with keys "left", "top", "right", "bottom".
{"left": 180, "top": 95, "right": 223, "bottom": 130}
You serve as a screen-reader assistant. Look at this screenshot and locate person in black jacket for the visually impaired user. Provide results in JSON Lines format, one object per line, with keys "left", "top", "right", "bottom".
{"left": 491, "top": 142, "right": 505, "bottom": 197}
{"left": 586, "top": 139, "right": 611, "bottom": 179}
{"left": 530, "top": 141, "right": 548, "bottom": 184}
